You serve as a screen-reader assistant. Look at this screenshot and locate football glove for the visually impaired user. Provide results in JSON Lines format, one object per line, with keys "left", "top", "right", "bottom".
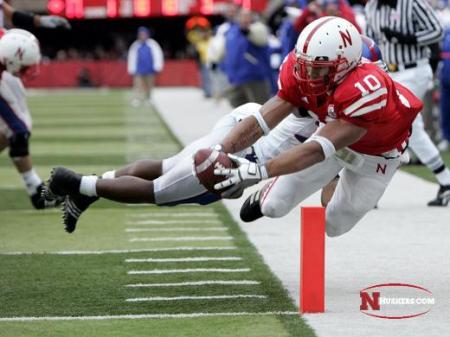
{"left": 40, "top": 16, "right": 71, "bottom": 29}
{"left": 214, "top": 154, "right": 269, "bottom": 191}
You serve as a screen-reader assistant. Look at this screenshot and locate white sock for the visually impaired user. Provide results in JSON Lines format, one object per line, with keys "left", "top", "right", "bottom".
{"left": 79, "top": 176, "right": 98, "bottom": 197}
{"left": 21, "top": 169, "right": 42, "bottom": 196}
{"left": 102, "top": 170, "right": 115, "bottom": 179}
{"left": 436, "top": 168, "right": 450, "bottom": 186}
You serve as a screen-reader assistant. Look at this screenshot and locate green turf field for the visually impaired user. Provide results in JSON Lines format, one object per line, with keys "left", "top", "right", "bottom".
{"left": 0, "top": 90, "right": 316, "bottom": 337}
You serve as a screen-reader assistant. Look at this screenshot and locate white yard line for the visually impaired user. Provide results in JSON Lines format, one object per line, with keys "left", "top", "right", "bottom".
{"left": 129, "top": 236, "right": 232, "bottom": 242}
{"left": 128, "top": 268, "right": 250, "bottom": 275}
{"left": 128, "top": 220, "right": 222, "bottom": 225}
{"left": 0, "top": 247, "right": 237, "bottom": 256}
{"left": 126, "top": 295, "right": 267, "bottom": 302}
{"left": 125, "top": 280, "right": 260, "bottom": 287}
{"left": 125, "top": 227, "right": 226, "bottom": 232}
{"left": 125, "top": 257, "right": 242, "bottom": 263}
{"left": 0, "top": 311, "right": 298, "bottom": 322}
{"left": 128, "top": 212, "right": 218, "bottom": 218}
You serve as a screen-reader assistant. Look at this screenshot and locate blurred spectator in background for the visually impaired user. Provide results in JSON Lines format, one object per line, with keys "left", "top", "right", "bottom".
{"left": 437, "top": 1, "right": 450, "bottom": 151}
{"left": 277, "top": 1, "right": 306, "bottom": 59}
{"left": 127, "top": 27, "right": 164, "bottom": 107}
{"left": 222, "top": 8, "right": 272, "bottom": 107}
{"left": 77, "top": 68, "right": 94, "bottom": 88}
{"left": 207, "top": 2, "right": 240, "bottom": 101}
{"left": 186, "top": 16, "right": 213, "bottom": 98}
{"left": 294, "top": 0, "right": 361, "bottom": 33}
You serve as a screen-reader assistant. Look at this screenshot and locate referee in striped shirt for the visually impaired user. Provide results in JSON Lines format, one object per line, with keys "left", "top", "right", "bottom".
{"left": 366, "top": 0, "right": 450, "bottom": 206}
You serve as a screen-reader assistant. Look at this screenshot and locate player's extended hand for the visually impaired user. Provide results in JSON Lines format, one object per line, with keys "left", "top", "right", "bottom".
{"left": 39, "top": 16, "right": 71, "bottom": 29}
{"left": 214, "top": 154, "right": 269, "bottom": 191}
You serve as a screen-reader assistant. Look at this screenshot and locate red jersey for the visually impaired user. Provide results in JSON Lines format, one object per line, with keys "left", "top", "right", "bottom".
{"left": 277, "top": 52, "right": 423, "bottom": 155}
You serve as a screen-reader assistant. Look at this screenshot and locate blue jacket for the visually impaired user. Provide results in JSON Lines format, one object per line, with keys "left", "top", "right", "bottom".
{"left": 223, "top": 24, "right": 271, "bottom": 86}
{"left": 128, "top": 39, "right": 164, "bottom": 76}
{"left": 440, "top": 28, "right": 450, "bottom": 85}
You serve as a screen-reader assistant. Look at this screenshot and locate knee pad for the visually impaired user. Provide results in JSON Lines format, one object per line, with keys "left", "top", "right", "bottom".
{"left": 260, "top": 196, "right": 290, "bottom": 218}
{"left": 9, "top": 132, "right": 30, "bottom": 158}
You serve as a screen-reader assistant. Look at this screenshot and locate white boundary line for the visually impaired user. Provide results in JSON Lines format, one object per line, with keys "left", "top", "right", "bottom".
{"left": 125, "top": 227, "right": 228, "bottom": 233}
{"left": 128, "top": 213, "right": 218, "bottom": 218}
{"left": 128, "top": 268, "right": 250, "bottom": 275}
{"left": 128, "top": 220, "right": 222, "bottom": 225}
{"left": 125, "top": 228, "right": 226, "bottom": 232}
{"left": 125, "top": 257, "right": 241, "bottom": 263}
{"left": 126, "top": 295, "right": 267, "bottom": 302}
{"left": 0, "top": 311, "right": 298, "bottom": 322}
{"left": 125, "top": 280, "right": 260, "bottom": 287}
{"left": 129, "top": 236, "right": 232, "bottom": 242}
{"left": 0, "top": 247, "right": 237, "bottom": 256}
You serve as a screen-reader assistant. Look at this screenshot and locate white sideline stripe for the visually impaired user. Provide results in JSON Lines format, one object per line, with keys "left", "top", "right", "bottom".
{"left": 128, "top": 268, "right": 250, "bottom": 274}
{"left": 128, "top": 220, "right": 221, "bottom": 225}
{"left": 126, "top": 295, "right": 267, "bottom": 302}
{"left": 128, "top": 212, "right": 217, "bottom": 218}
{"left": 0, "top": 311, "right": 298, "bottom": 322}
{"left": 126, "top": 227, "right": 226, "bottom": 232}
{"left": 0, "top": 247, "right": 237, "bottom": 256}
{"left": 125, "top": 257, "right": 242, "bottom": 263}
{"left": 126, "top": 203, "right": 199, "bottom": 207}
{"left": 125, "top": 280, "right": 260, "bottom": 287}
{"left": 129, "top": 236, "right": 232, "bottom": 242}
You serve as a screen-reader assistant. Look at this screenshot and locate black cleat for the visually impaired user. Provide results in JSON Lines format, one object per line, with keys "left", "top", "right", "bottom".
{"left": 47, "top": 167, "right": 82, "bottom": 197}
{"left": 428, "top": 185, "right": 450, "bottom": 207}
{"left": 240, "top": 189, "right": 264, "bottom": 222}
{"left": 30, "top": 183, "right": 64, "bottom": 210}
{"left": 63, "top": 194, "right": 98, "bottom": 233}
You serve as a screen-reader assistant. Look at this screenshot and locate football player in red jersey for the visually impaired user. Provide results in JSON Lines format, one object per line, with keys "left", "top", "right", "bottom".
{"left": 214, "top": 16, "right": 423, "bottom": 237}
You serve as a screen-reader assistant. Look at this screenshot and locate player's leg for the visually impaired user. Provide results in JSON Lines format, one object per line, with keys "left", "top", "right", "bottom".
{"left": 409, "top": 114, "right": 450, "bottom": 206}
{"left": 325, "top": 154, "right": 401, "bottom": 237}
{"left": 8, "top": 133, "right": 63, "bottom": 209}
{"left": 240, "top": 158, "right": 342, "bottom": 222}
{"left": 391, "top": 65, "right": 450, "bottom": 205}
{"left": 47, "top": 112, "right": 240, "bottom": 232}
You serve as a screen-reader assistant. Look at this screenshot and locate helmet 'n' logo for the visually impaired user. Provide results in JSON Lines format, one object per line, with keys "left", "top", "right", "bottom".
{"left": 15, "top": 48, "right": 24, "bottom": 61}
{"left": 339, "top": 30, "right": 353, "bottom": 48}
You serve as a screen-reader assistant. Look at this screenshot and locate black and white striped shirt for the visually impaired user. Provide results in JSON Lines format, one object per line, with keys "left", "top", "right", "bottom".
{"left": 365, "top": 0, "right": 443, "bottom": 65}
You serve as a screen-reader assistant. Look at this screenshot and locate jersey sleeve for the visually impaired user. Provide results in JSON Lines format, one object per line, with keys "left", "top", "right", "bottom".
{"left": 276, "top": 52, "right": 305, "bottom": 107}
{"left": 335, "top": 67, "right": 388, "bottom": 128}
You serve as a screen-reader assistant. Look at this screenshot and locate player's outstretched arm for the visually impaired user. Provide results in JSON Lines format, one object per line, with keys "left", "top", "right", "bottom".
{"left": 3, "top": 2, "right": 71, "bottom": 29}
{"left": 214, "top": 119, "right": 367, "bottom": 190}
{"left": 265, "top": 119, "right": 367, "bottom": 177}
{"left": 220, "top": 96, "right": 294, "bottom": 154}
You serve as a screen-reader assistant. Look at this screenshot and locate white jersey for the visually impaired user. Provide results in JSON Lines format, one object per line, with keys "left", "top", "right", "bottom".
{"left": 0, "top": 71, "right": 31, "bottom": 138}
{"left": 154, "top": 103, "right": 317, "bottom": 205}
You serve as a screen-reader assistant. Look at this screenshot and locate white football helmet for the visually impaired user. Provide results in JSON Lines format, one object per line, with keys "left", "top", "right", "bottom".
{"left": 294, "top": 16, "right": 362, "bottom": 96}
{"left": 0, "top": 29, "right": 41, "bottom": 77}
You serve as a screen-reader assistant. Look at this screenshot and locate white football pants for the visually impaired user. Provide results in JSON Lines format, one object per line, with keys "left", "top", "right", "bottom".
{"left": 260, "top": 152, "right": 403, "bottom": 237}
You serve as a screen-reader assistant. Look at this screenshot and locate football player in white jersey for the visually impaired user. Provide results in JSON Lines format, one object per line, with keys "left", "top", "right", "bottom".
{"left": 0, "top": 29, "right": 63, "bottom": 209}
{"left": 0, "top": 0, "right": 70, "bottom": 30}
{"left": 45, "top": 103, "right": 318, "bottom": 233}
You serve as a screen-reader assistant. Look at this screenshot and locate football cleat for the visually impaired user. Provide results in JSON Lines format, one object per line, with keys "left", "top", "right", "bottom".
{"left": 47, "top": 167, "right": 82, "bottom": 197}
{"left": 31, "top": 183, "right": 64, "bottom": 210}
{"left": 240, "top": 189, "right": 264, "bottom": 222}
{"left": 427, "top": 185, "right": 450, "bottom": 207}
{"left": 63, "top": 194, "right": 98, "bottom": 233}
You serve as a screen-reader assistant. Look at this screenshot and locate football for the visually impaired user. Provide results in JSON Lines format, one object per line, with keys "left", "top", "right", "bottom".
{"left": 193, "top": 148, "right": 237, "bottom": 193}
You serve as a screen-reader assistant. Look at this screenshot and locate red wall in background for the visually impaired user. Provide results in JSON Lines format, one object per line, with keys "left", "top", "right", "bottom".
{"left": 24, "top": 60, "right": 201, "bottom": 88}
